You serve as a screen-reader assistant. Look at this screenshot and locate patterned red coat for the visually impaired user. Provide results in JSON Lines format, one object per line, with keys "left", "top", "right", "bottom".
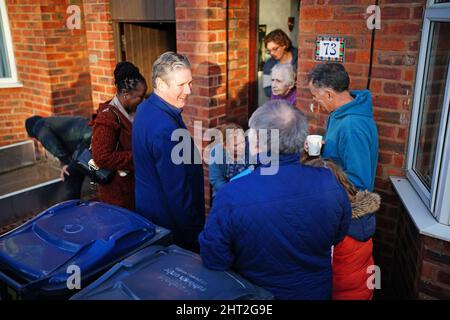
{"left": 90, "top": 101, "right": 134, "bottom": 211}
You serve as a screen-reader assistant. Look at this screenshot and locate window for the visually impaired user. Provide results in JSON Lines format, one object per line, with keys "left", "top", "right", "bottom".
{"left": 407, "top": 2, "right": 450, "bottom": 225}
{"left": 0, "top": 0, "right": 20, "bottom": 88}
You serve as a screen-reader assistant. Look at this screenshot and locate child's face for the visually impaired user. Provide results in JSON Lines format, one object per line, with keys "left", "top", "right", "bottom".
{"left": 224, "top": 132, "right": 246, "bottom": 158}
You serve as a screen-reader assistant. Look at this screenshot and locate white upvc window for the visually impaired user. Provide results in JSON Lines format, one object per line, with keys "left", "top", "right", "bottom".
{"left": 0, "top": 0, "right": 20, "bottom": 88}
{"left": 406, "top": 1, "right": 450, "bottom": 225}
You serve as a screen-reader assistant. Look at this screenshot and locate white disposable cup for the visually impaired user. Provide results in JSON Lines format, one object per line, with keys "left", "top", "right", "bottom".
{"left": 307, "top": 135, "right": 323, "bottom": 156}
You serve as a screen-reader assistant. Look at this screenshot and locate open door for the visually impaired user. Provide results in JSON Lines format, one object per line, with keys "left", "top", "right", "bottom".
{"left": 111, "top": 0, "right": 176, "bottom": 92}
{"left": 254, "top": 0, "right": 300, "bottom": 112}
{"left": 116, "top": 23, "right": 176, "bottom": 93}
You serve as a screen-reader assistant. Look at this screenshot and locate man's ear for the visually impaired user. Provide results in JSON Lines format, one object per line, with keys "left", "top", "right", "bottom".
{"left": 155, "top": 77, "right": 167, "bottom": 91}
{"left": 324, "top": 88, "right": 335, "bottom": 101}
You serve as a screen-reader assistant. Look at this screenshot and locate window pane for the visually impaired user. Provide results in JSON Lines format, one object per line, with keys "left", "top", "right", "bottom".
{"left": 414, "top": 22, "right": 450, "bottom": 190}
{"left": 0, "top": 17, "right": 12, "bottom": 78}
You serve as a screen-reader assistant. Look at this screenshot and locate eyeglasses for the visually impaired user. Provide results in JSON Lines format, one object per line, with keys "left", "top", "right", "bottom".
{"left": 266, "top": 46, "right": 281, "bottom": 55}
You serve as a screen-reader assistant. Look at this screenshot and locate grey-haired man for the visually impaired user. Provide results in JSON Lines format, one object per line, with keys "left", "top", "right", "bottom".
{"left": 132, "top": 52, "right": 205, "bottom": 251}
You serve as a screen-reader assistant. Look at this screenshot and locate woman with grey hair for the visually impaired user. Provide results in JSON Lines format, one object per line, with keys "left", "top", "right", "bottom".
{"left": 270, "top": 63, "right": 297, "bottom": 106}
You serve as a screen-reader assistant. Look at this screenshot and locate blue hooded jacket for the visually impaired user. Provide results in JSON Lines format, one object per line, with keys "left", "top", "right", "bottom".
{"left": 199, "top": 153, "right": 351, "bottom": 300}
{"left": 132, "top": 93, "right": 205, "bottom": 250}
{"left": 322, "top": 89, "right": 379, "bottom": 241}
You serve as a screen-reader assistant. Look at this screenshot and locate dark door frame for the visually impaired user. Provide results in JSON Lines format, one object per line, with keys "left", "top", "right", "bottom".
{"left": 248, "top": 0, "right": 259, "bottom": 118}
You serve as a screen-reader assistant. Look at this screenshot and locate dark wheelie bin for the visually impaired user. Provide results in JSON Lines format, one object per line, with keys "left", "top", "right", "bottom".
{"left": 0, "top": 200, "right": 172, "bottom": 299}
{"left": 70, "top": 244, "right": 273, "bottom": 300}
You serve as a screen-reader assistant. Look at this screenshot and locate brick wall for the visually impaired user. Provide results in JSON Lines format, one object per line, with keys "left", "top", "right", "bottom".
{"left": 42, "top": 0, "right": 92, "bottom": 117}
{"left": 420, "top": 236, "right": 450, "bottom": 299}
{"left": 176, "top": 0, "right": 250, "bottom": 210}
{"left": 82, "top": 0, "right": 116, "bottom": 109}
{"left": 0, "top": 0, "right": 93, "bottom": 146}
{"left": 227, "top": 0, "right": 249, "bottom": 128}
{"left": 390, "top": 204, "right": 422, "bottom": 299}
{"left": 391, "top": 207, "right": 450, "bottom": 299}
{"left": 297, "top": 0, "right": 426, "bottom": 298}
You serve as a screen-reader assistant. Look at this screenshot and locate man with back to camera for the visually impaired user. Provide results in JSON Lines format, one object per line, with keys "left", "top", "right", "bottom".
{"left": 199, "top": 100, "right": 352, "bottom": 299}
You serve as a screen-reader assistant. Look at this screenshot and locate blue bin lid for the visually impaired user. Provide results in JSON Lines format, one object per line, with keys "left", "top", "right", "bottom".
{"left": 70, "top": 245, "right": 274, "bottom": 300}
{"left": 0, "top": 200, "right": 156, "bottom": 291}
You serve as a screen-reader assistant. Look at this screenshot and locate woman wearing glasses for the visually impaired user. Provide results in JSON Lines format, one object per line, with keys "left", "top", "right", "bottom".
{"left": 263, "top": 29, "right": 298, "bottom": 98}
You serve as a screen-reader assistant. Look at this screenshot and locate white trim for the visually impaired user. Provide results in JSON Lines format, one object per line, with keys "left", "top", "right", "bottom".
{"left": 0, "top": 81, "right": 22, "bottom": 88}
{"left": 0, "top": 178, "right": 62, "bottom": 200}
{"left": 391, "top": 177, "right": 450, "bottom": 243}
{"left": 429, "top": 59, "right": 450, "bottom": 216}
{"left": 0, "top": 0, "right": 19, "bottom": 86}
{"left": 406, "top": 14, "right": 432, "bottom": 208}
{"left": 0, "top": 139, "right": 33, "bottom": 150}
{"left": 434, "top": 61, "right": 450, "bottom": 225}
{"left": 406, "top": 6, "right": 450, "bottom": 225}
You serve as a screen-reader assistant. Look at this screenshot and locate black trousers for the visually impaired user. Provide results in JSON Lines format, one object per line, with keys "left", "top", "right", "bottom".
{"left": 63, "top": 160, "right": 86, "bottom": 200}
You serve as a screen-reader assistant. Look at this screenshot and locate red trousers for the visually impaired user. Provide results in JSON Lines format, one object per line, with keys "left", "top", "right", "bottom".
{"left": 332, "top": 236, "right": 374, "bottom": 300}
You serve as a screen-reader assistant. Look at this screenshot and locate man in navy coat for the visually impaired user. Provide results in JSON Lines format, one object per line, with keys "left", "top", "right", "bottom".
{"left": 199, "top": 100, "right": 352, "bottom": 299}
{"left": 133, "top": 52, "right": 205, "bottom": 251}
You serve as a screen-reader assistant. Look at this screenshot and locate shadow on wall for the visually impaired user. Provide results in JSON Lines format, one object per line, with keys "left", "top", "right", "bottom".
{"left": 49, "top": 72, "right": 94, "bottom": 118}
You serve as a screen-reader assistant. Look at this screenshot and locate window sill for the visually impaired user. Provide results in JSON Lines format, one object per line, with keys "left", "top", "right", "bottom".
{"left": 0, "top": 81, "right": 23, "bottom": 89}
{"left": 390, "top": 176, "right": 450, "bottom": 243}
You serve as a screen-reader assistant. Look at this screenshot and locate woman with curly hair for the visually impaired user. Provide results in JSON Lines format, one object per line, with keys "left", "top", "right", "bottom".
{"left": 90, "top": 61, "right": 147, "bottom": 211}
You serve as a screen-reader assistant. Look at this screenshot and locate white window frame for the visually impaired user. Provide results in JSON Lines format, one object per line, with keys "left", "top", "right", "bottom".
{"left": 406, "top": 1, "right": 450, "bottom": 225}
{"left": 0, "top": 0, "right": 21, "bottom": 88}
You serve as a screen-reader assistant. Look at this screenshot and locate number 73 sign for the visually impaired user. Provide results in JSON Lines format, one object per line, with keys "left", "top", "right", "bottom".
{"left": 315, "top": 36, "right": 345, "bottom": 62}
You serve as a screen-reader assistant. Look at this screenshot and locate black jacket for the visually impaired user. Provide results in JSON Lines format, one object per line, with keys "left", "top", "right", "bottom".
{"left": 34, "top": 116, "right": 92, "bottom": 165}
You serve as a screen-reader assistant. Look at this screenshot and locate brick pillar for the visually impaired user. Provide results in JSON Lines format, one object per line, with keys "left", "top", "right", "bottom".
{"left": 176, "top": 0, "right": 251, "bottom": 212}
{"left": 83, "top": 0, "right": 116, "bottom": 110}
{"left": 176, "top": 0, "right": 229, "bottom": 211}
{"left": 227, "top": 0, "right": 249, "bottom": 128}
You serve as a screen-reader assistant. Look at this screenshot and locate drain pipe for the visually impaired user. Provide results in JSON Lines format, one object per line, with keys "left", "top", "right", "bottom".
{"left": 366, "top": 0, "right": 379, "bottom": 90}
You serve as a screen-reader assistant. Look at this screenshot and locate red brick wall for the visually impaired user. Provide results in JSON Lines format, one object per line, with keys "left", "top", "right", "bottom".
{"left": 227, "top": 0, "right": 249, "bottom": 128}
{"left": 392, "top": 209, "right": 450, "bottom": 299}
{"left": 42, "top": 0, "right": 92, "bottom": 117}
{"left": 1, "top": 1, "right": 51, "bottom": 146}
{"left": 82, "top": 0, "right": 116, "bottom": 109}
{"left": 420, "top": 236, "right": 450, "bottom": 299}
{"left": 297, "top": 0, "right": 426, "bottom": 297}
{"left": 0, "top": 0, "right": 93, "bottom": 146}
{"left": 176, "top": 0, "right": 250, "bottom": 210}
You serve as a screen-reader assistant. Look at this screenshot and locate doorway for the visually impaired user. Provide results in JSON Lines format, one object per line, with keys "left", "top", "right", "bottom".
{"left": 115, "top": 22, "right": 176, "bottom": 93}
{"left": 255, "top": 0, "right": 300, "bottom": 110}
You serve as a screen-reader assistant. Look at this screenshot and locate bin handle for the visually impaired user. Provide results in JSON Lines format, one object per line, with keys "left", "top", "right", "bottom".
{"left": 0, "top": 270, "right": 24, "bottom": 292}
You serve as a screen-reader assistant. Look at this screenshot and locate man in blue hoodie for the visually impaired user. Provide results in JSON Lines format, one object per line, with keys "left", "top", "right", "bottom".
{"left": 133, "top": 52, "right": 205, "bottom": 251}
{"left": 199, "top": 100, "right": 351, "bottom": 299}
{"left": 307, "top": 63, "right": 379, "bottom": 299}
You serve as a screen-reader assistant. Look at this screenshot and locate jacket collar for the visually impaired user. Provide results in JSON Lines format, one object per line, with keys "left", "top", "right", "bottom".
{"left": 331, "top": 89, "right": 373, "bottom": 119}
{"left": 253, "top": 152, "right": 301, "bottom": 168}
{"left": 149, "top": 92, "right": 183, "bottom": 118}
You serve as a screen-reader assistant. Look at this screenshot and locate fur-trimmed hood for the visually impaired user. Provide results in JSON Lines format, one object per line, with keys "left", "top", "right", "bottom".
{"left": 351, "top": 191, "right": 380, "bottom": 219}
